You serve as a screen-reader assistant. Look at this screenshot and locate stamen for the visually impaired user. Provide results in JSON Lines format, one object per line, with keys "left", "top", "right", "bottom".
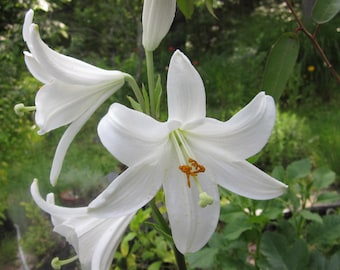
{"left": 14, "top": 103, "right": 36, "bottom": 116}
{"left": 51, "top": 255, "right": 78, "bottom": 269}
{"left": 179, "top": 158, "right": 205, "bottom": 188}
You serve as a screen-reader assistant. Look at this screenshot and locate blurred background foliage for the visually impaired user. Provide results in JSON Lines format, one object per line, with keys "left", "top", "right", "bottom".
{"left": 0, "top": 0, "right": 339, "bottom": 269}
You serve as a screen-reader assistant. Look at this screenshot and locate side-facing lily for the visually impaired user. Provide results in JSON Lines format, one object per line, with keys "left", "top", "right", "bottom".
{"left": 23, "top": 9, "right": 129, "bottom": 185}
{"left": 89, "top": 50, "right": 288, "bottom": 254}
{"left": 31, "top": 179, "right": 135, "bottom": 270}
{"left": 142, "top": 0, "right": 176, "bottom": 51}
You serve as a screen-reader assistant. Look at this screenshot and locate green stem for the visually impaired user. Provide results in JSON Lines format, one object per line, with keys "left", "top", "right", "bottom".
{"left": 124, "top": 74, "right": 145, "bottom": 112}
{"left": 145, "top": 50, "right": 156, "bottom": 116}
{"left": 149, "top": 199, "right": 187, "bottom": 270}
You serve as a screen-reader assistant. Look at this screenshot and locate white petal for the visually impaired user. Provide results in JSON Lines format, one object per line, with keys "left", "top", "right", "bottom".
{"left": 23, "top": 9, "right": 34, "bottom": 43}
{"left": 35, "top": 80, "right": 124, "bottom": 134}
{"left": 163, "top": 151, "right": 220, "bottom": 253}
{"left": 187, "top": 92, "right": 276, "bottom": 159}
{"left": 32, "top": 179, "right": 134, "bottom": 270}
{"left": 97, "top": 103, "right": 171, "bottom": 167}
{"left": 30, "top": 179, "right": 87, "bottom": 216}
{"left": 24, "top": 52, "right": 53, "bottom": 84}
{"left": 49, "top": 88, "right": 116, "bottom": 185}
{"left": 167, "top": 51, "right": 206, "bottom": 125}
{"left": 91, "top": 214, "right": 134, "bottom": 270}
{"left": 28, "top": 24, "right": 124, "bottom": 85}
{"left": 197, "top": 152, "right": 287, "bottom": 200}
{"left": 88, "top": 156, "right": 165, "bottom": 217}
{"left": 142, "top": 0, "right": 176, "bottom": 51}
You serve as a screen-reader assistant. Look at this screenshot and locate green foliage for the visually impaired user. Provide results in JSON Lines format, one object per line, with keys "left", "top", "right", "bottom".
{"left": 187, "top": 159, "right": 339, "bottom": 270}
{"left": 258, "top": 110, "right": 311, "bottom": 168}
{"left": 21, "top": 201, "right": 61, "bottom": 267}
{"left": 114, "top": 206, "right": 175, "bottom": 270}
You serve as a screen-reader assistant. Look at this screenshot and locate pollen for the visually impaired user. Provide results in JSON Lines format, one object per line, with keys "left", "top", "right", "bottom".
{"left": 179, "top": 158, "right": 205, "bottom": 188}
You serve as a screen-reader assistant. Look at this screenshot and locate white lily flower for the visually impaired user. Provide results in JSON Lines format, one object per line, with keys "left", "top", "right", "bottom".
{"left": 142, "top": 0, "right": 176, "bottom": 51}
{"left": 23, "top": 9, "right": 127, "bottom": 185}
{"left": 31, "top": 179, "right": 134, "bottom": 270}
{"left": 89, "top": 50, "right": 287, "bottom": 253}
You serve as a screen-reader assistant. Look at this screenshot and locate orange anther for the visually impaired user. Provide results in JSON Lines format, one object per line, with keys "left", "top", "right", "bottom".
{"left": 179, "top": 158, "right": 205, "bottom": 188}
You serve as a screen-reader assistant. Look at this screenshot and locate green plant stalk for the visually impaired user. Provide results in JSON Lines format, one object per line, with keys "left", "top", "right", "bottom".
{"left": 149, "top": 199, "right": 187, "bottom": 270}
{"left": 145, "top": 50, "right": 156, "bottom": 117}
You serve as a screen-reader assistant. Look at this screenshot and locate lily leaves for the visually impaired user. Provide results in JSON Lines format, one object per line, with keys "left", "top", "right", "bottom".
{"left": 262, "top": 32, "right": 300, "bottom": 102}
{"left": 312, "top": 0, "right": 340, "bottom": 24}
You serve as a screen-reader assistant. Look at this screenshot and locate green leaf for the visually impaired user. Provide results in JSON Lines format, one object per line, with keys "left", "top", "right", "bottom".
{"left": 299, "top": 209, "right": 323, "bottom": 224}
{"left": 154, "top": 75, "right": 162, "bottom": 119}
{"left": 259, "top": 232, "right": 309, "bottom": 270}
{"left": 127, "top": 96, "right": 142, "bottom": 112}
{"left": 223, "top": 216, "right": 252, "bottom": 240}
{"left": 286, "top": 159, "right": 311, "bottom": 180}
{"left": 186, "top": 247, "right": 219, "bottom": 268}
{"left": 312, "top": 0, "right": 340, "bottom": 24}
{"left": 177, "top": 0, "right": 194, "bottom": 19}
{"left": 312, "top": 167, "right": 336, "bottom": 190}
{"left": 147, "top": 261, "right": 162, "bottom": 270}
{"left": 262, "top": 33, "right": 299, "bottom": 101}
{"left": 316, "top": 191, "right": 340, "bottom": 204}
{"left": 120, "top": 232, "right": 136, "bottom": 256}
{"left": 205, "top": 0, "right": 217, "bottom": 18}
{"left": 307, "top": 215, "right": 340, "bottom": 247}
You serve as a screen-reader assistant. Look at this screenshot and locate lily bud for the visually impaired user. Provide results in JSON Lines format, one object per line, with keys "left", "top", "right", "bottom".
{"left": 142, "top": 0, "right": 176, "bottom": 51}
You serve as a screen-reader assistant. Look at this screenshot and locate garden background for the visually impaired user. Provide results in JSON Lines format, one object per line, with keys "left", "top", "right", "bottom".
{"left": 0, "top": 0, "right": 339, "bottom": 269}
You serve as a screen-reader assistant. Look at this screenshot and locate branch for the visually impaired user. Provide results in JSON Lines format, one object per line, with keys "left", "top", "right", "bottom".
{"left": 285, "top": 0, "right": 340, "bottom": 84}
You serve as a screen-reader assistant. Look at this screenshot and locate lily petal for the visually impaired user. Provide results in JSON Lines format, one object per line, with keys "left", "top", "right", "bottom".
{"left": 187, "top": 92, "right": 276, "bottom": 160}
{"left": 98, "top": 103, "right": 171, "bottom": 167}
{"left": 28, "top": 23, "right": 122, "bottom": 85}
{"left": 33, "top": 180, "right": 134, "bottom": 270}
{"left": 163, "top": 152, "right": 220, "bottom": 253}
{"left": 24, "top": 52, "right": 53, "bottom": 84}
{"left": 35, "top": 80, "right": 124, "bottom": 134}
{"left": 31, "top": 179, "right": 88, "bottom": 217}
{"left": 88, "top": 155, "right": 165, "bottom": 217}
{"left": 197, "top": 153, "right": 287, "bottom": 200}
{"left": 167, "top": 51, "right": 206, "bottom": 125}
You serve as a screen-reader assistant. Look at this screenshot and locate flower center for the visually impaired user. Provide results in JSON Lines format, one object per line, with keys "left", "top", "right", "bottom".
{"left": 170, "top": 130, "right": 214, "bottom": 208}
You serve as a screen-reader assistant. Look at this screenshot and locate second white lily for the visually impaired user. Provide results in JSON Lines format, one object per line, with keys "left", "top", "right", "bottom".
{"left": 89, "top": 50, "right": 287, "bottom": 254}
{"left": 23, "top": 10, "right": 128, "bottom": 185}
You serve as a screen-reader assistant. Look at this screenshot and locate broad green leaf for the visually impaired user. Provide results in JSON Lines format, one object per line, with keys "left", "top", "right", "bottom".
{"left": 312, "top": 167, "right": 336, "bottom": 190}
{"left": 286, "top": 159, "right": 311, "bottom": 180}
{"left": 312, "top": 0, "right": 340, "bottom": 24}
{"left": 316, "top": 191, "right": 340, "bottom": 203}
{"left": 259, "top": 232, "right": 289, "bottom": 270}
{"left": 177, "top": 0, "right": 194, "bottom": 19}
{"left": 223, "top": 216, "right": 252, "bottom": 240}
{"left": 262, "top": 33, "right": 299, "bottom": 101}
{"left": 259, "top": 232, "right": 309, "bottom": 270}
{"left": 299, "top": 209, "right": 323, "bottom": 224}
{"left": 186, "top": 247, "right": 219, "bottom": 268}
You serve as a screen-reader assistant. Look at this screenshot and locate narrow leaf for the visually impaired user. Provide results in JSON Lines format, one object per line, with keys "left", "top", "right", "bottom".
{"left": 177, "top": 0, "right": 194, "bottom": 19}
{"left": 127, "top": 96, "right": 142, "bottom": 112}
{"left": 262, "top": 32, "right": 299, "bottom": 101}
{"left": 312, "top": 0, "right": 340, "bottom": 24}
{"left": 205, "top": 0, "right": 217, "bottom": 18}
